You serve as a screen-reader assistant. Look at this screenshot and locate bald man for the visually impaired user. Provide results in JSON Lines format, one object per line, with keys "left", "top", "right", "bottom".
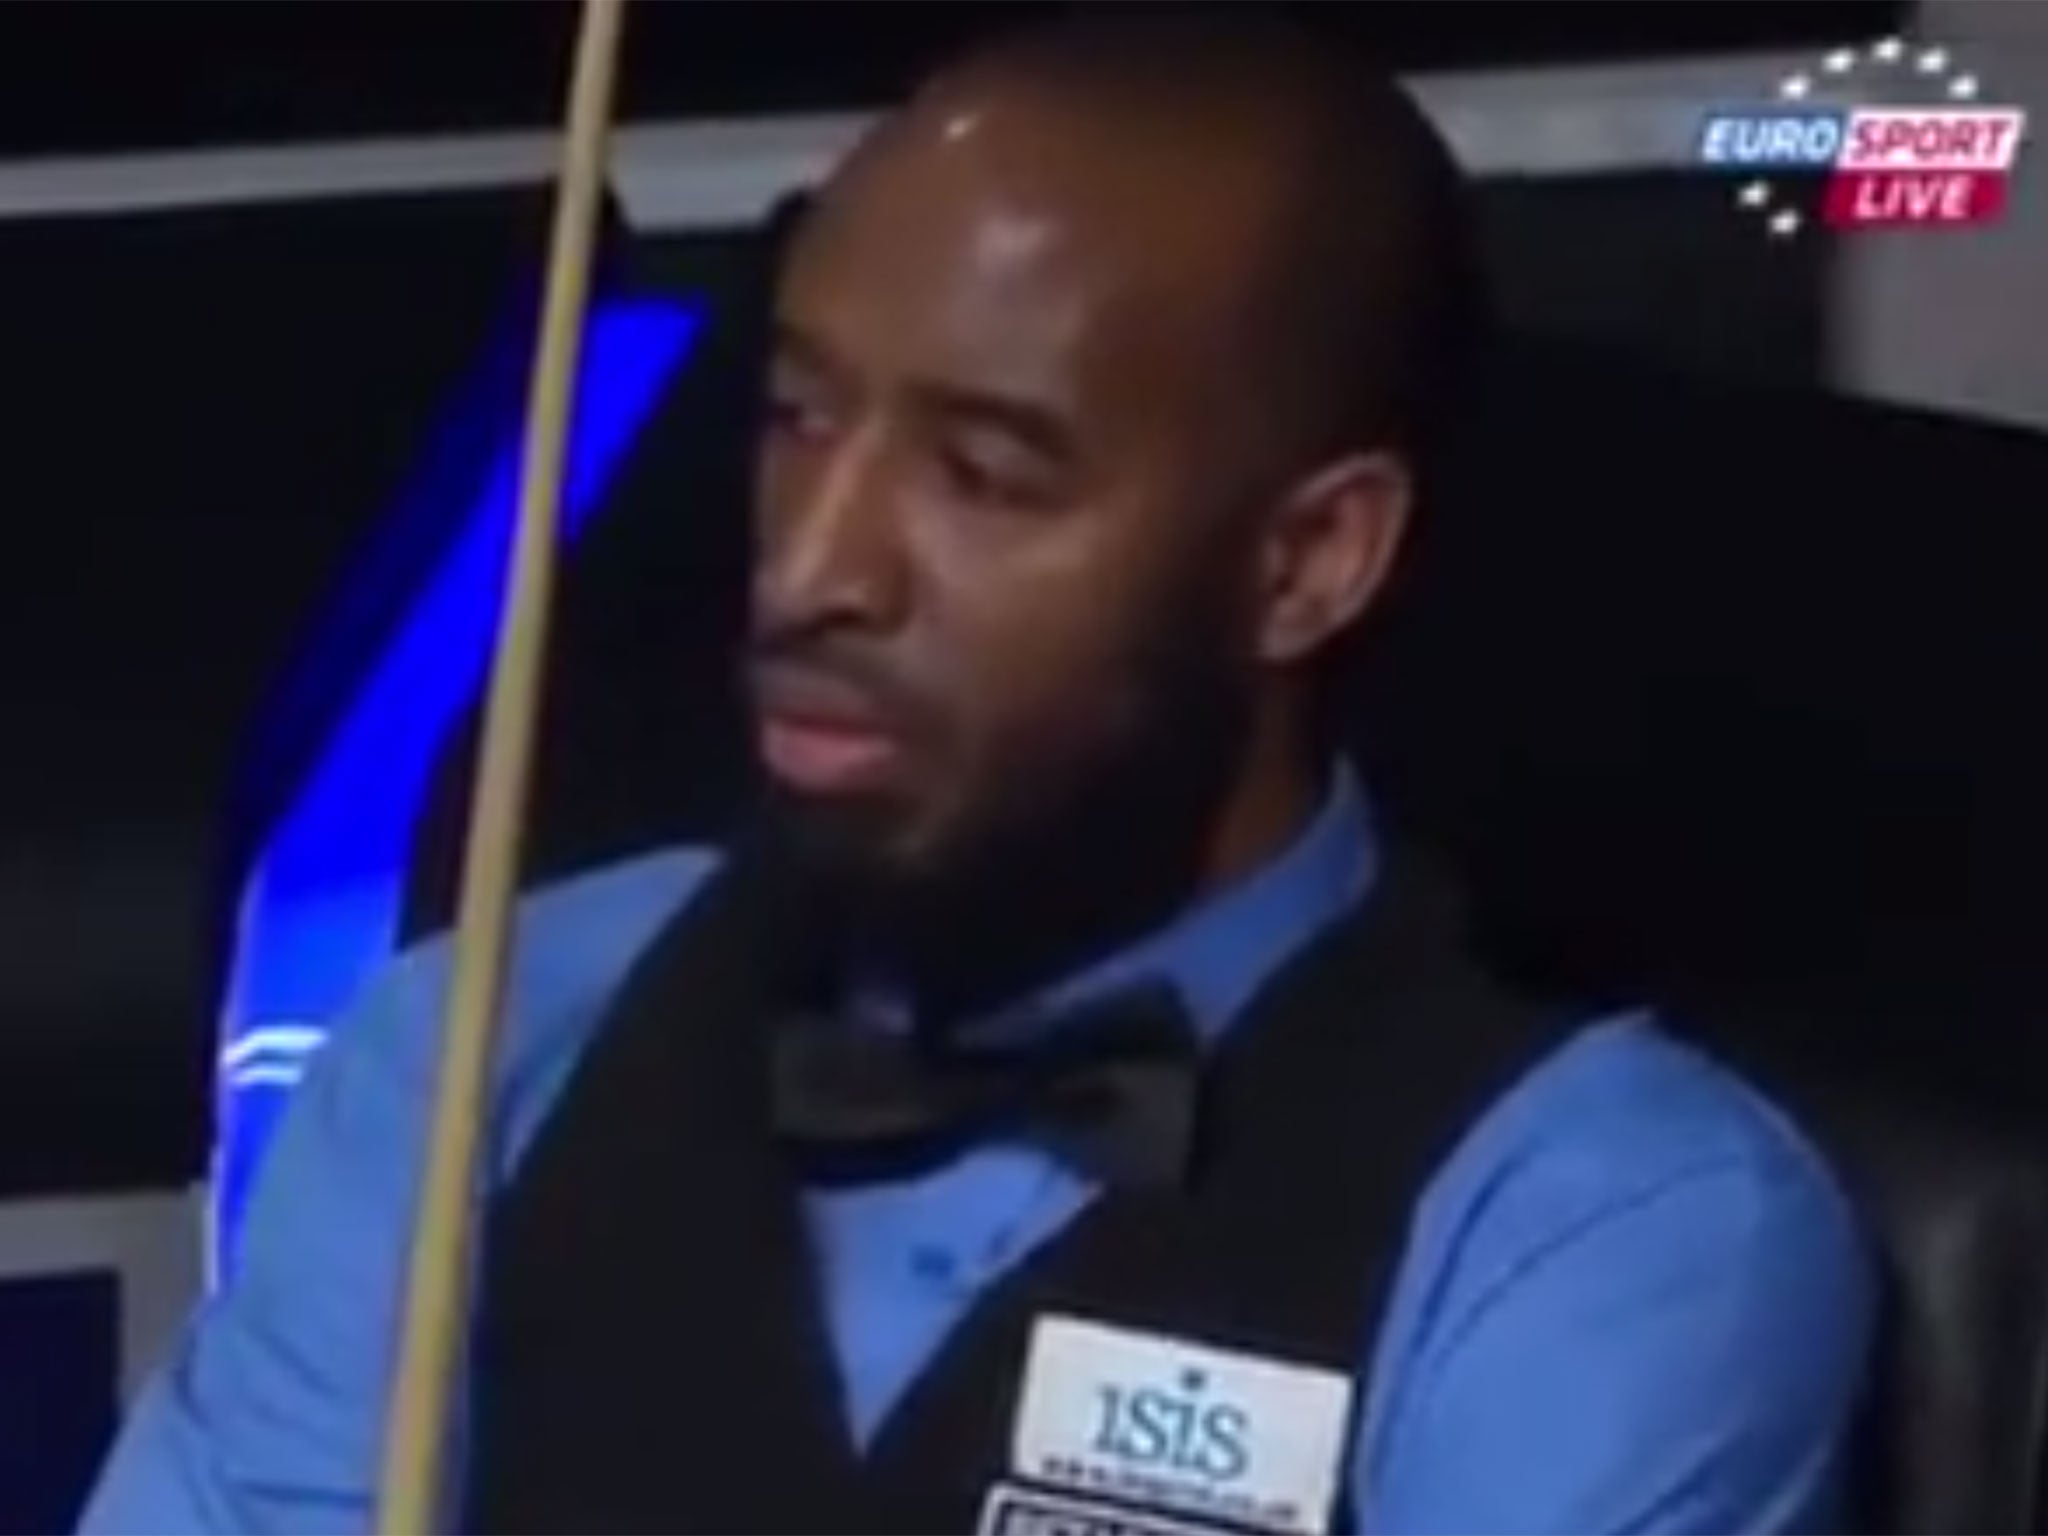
{"left": 82, "top": 15, "right": 1872, "bottom": 1536}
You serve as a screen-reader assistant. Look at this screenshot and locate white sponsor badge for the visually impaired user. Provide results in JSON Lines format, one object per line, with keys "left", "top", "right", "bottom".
{"left": 1008, "top": 1315, "right": 1355, "bottom": 1536}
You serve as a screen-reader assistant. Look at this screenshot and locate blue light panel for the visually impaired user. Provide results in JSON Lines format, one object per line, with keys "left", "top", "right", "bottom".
{"left": 211, "top": 296, "right": 702, "bottom": 1281}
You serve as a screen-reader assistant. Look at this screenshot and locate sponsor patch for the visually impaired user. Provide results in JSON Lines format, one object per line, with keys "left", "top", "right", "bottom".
{"left": 1009, "top": 1315, "right": 1354, "bottom": 1535}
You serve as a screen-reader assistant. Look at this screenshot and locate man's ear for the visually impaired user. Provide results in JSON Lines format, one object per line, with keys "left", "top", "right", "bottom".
{"left": 1253, "top": 451, "right": 1413, "bottom": 665}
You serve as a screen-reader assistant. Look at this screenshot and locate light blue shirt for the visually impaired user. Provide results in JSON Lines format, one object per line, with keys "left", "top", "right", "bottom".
{"left": 82, "top": 774, "right": 1874, "bottom": 1534}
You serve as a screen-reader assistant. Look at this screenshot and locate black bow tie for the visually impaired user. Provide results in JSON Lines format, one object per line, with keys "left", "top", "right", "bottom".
{"left": 768, "top": 982, "right": 1202, "bottom": 1189}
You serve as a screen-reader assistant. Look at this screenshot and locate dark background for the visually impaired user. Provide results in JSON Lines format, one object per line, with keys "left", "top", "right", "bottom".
{"left": 0, "top": 1, "right": 1904, "bottom": 155}
{"left": 0, "top": 1274, "right": 117, "bottom": 1535}
{"left": 0, "top": 191, "right": 552, "bottom": 1196}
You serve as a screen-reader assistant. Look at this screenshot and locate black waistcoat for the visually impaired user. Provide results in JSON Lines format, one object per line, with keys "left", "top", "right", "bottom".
{"left": 463, "top": 843, "right": 1568, "bottom": 1535}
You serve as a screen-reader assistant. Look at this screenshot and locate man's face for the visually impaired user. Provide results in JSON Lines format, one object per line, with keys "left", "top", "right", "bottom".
{"left": 745, "top": 94, "right": 1279, "bottom": 900}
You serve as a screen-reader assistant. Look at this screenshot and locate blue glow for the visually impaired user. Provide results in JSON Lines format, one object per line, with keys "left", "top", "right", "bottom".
{"left": 211, "top": 297, "right": 701, "bottom": 1280}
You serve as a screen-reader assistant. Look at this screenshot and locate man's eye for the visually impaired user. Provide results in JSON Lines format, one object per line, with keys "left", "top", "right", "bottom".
{"left": 763, "top": 390, "right": 834, "bottom": 441}
{"left": 937, "top": 441, "right": 1057, "bottom": 512}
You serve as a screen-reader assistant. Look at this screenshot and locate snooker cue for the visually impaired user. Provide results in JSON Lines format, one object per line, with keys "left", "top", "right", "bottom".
{"left": 373, "top": 1, "right": 629, "bottom": 1529}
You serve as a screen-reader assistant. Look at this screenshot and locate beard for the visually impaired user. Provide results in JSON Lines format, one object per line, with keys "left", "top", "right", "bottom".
{"left": 747, "top": 612, "right": 1256, "bottom": 1034}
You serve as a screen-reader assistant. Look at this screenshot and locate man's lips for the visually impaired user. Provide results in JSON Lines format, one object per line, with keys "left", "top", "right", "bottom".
{"left": 751, "top": 668, "right": 909, "bottom": 794}
{"left": 757, "top": 710, "right": 904, "bottom": 793}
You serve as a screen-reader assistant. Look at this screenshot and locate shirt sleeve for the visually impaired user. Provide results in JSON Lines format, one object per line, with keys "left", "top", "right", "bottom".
{"left": 75, "top": 851, "right": 715, "bottom": 1536}
{"left": 77, "top": 949, "right": 449, "bottom": 1536}
{"left": 1357, "top": 1150, "right": 1876, "bottom": 1536}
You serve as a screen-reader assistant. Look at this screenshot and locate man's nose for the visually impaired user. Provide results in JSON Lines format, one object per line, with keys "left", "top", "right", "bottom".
{"left": 755, "top": 420, "right": 908, "bottom": 633}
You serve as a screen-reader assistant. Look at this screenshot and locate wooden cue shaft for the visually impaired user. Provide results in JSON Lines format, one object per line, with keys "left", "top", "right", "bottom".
{"left": 373, "top": 2, "right": 629, "bottom": 1530}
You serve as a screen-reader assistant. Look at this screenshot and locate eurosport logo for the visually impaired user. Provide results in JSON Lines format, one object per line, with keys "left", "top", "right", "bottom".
{"left": 1693, "top": 37, "right": 2025, "bottom": 237}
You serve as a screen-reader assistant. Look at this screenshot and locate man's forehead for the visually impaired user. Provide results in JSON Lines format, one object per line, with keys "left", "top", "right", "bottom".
{"left": 831, "top": 74, "right": 1293, "bottom": 244}
{"left": 781, "top": 85, "right": 1289, "bottom": 392}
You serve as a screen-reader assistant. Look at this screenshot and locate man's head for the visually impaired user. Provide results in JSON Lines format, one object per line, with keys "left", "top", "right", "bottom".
{"left": 744, "top": 11, "right": 1483, "bottom": 994}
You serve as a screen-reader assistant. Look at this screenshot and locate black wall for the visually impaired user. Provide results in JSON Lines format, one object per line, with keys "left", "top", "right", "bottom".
{"left": 0, "top": 188, "right": 553, "bottom": 1195}
{"left": 1479, "top": 171, "right": 1835, "bottom": 389}
{"left": 0, "top": 2, "right": 1909, "bottom": 159}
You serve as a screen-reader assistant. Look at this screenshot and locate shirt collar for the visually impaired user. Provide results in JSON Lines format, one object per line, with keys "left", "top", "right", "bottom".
{"left": 984, "top": 761, "right": 1377, "bottom": 1050}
